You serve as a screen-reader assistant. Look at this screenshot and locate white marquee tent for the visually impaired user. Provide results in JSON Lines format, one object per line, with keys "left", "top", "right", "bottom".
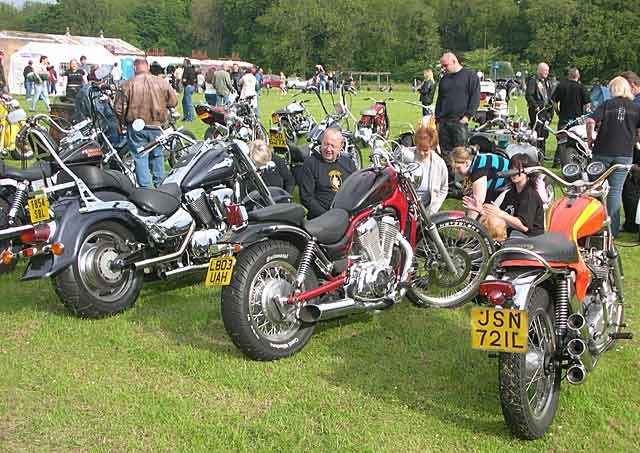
{"left": 8, "top": 42, "right": 118, "bottom": 95}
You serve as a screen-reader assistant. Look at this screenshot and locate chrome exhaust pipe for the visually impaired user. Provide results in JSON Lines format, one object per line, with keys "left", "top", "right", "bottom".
{"left": 134, "top": 222, "right": 195, "bottom": 269}
{"left": 298, "top": 298, "right": 390, "bottom": 323}
{"left": 566, "top": 338, "right": 587, "bottom": 359}
{"left": 567, "top": 313, "right": 586, "bottom": 333}
{"left": 566, "top": 363, "right": 587, "bottom": 385}
{"left": 162, "top": 263, "right": 209, "bottom": 279}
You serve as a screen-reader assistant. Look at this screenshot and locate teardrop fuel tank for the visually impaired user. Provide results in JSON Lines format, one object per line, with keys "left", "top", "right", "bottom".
{"left": 180, "top": 141, "right": 236, "bottom": 191}
{"left": 547, "top": 195, "right": 605, "bottom": 241}
{"left": 332, "top": 167, "right": 397, "bottom": 213}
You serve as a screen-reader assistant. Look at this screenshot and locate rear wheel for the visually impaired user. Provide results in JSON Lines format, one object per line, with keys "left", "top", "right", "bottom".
{"left": 280, "top": 118, "right": 297, "bottom": 142}
{"left": 221, "top": 240, "right": 317, "bottom": 361}
{"left": 407, "top": 217, "right": 493, "bottom": 308}
{"left": 499, "top": 287, "right": 561, "bottom": 439}
{"left": 53, "top": 221, "right": 143, "bottom": 318}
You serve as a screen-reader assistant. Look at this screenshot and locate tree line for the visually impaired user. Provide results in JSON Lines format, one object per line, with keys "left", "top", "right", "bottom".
{"left": 1, "top": 0, "right": 638, "bottom": 82}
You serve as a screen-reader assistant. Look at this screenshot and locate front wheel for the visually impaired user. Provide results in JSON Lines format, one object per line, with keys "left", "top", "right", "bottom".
{"left": 53, "top": 221, "right": 143, "bottom": 318}
{"left": 253, "top": 122, "right": 269, "bottom": 145}
{"left": 220, "top": 240, "right": 317, "bottom": 361}
{"left": 407, "top": 217, "right": 494, "bottom": 308}
{"left": 280, "top": 118, "right": 297, "bottom": 142}
{"left": 346, "top": 142, "right": 364, "bottom": 170}
{"left": 499, "top": 287, "right": 561, "bottom": 439}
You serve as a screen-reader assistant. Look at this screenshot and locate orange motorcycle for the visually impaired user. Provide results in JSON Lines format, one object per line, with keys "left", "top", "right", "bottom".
{"left": 471, "top": 162, "right": 634, "bottom": 439}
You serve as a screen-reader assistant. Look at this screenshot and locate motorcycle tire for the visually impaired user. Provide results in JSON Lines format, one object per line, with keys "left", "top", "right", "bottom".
{"left": 280, "top": 118, "right": 297, "bottom": 143}
{"left": 407, "top": 217, "right": 494, "bottom": 308}
{"left": 499, "top": 287, "right": 561, "bottom": 439}
{"left": 168, "top": 127, "right": 197, "bottom": 167}
{"left": 253, "top": 122, "right": 269, "bottom": 145}
{"left": 347, "top": 142, "right": 365, "bottom": 170}
{"left": 53, "top": 220, "right": 143, "bottom": 319}
{"left": 221, "top": 240, "right": 318, "bottom": 361}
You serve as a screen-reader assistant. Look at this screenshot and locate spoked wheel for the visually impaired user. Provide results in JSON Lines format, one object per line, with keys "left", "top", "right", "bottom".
{"left": 499, "top": 288, "right": 561, "bottom": 439}
{"left": 407, "top": 217, "right": 493, "bottom": 308}
{"left": 280, "top": 118, "right": 297, "bottom": 142}
{"left": 253, "top": 122, "right": 269, "bottom": 145}
{"left": 221, "top": 240, "right": 317, "bottom": 361}
{"left": 346, "top": 142, "right": 364, "bottom": 170}
{"left": 53, "top": 221, "right": 143, "bottom": 318}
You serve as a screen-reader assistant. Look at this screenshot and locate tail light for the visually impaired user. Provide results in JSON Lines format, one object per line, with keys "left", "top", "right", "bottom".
{"left": 225, "top": 204, "right": 248, "bottom": 227}
{"left": 271, "top": 113, "right": 280, "bottom": 124}
{"left": 20, "top": 223, "right": 51, "bottom": 244}
{"left": 479, "top": 280, "right": 515, "bottom": 306}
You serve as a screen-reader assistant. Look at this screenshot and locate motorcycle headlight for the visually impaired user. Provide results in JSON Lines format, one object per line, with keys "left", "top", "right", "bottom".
{"left": 397, "top": 145, "right": 415, "bottom": 164}
{"left": 271, "top": 112, "right": 279, "bottom": 124}
{"left": 238, "top": 127, "right": 251, "bottom": 140}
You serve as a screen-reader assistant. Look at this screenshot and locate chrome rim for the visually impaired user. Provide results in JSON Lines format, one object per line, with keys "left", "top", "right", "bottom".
{"left": 248, "top": 259, "right": 300, "bottom": 342}
{"left": 77, "top": 229, "right": 134, "bottom": 302}
{"left": 412, "top": 223, "right": 488, "bottom": 305}
{"left": 525, "top": 310, "right": 556, "bottom": 418}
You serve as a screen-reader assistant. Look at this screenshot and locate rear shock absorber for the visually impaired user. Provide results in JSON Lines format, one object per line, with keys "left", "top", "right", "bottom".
{"left": 295, "top": 239, "right": 316, "bottom": 291}
{"left": 8, "top": 182, "right": 29, "bottom": 225}
{"left": 555, "top": 277, "right": 570, "bottom": 338}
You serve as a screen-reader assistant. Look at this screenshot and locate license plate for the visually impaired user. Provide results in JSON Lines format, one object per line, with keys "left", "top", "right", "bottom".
{"left": 197, "top": 112, "right": 209, "bottom": 120}
{"left": 269, "top": 130, "right": 287, "bottom": 148}
{"left": 205, "top": 256, "right": 236, "bottom": 287}
{"left": 27, "top": 196, "right": 50, "bottom": 223}
{"left": 471, "top": 307, "right": 527, "bottom": 353}
{"left": 479, "top": 100, "right": 489, "bottom": 107}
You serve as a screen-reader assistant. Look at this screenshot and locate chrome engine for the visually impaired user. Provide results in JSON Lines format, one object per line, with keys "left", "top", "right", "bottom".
{"left": 347, "top": 216, "right": 400, "bottom": 300}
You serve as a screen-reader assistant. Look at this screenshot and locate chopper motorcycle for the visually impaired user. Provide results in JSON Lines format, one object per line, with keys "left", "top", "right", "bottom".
{"left": 471, "top": 162, "right": 634, "bottom": 439}
{"left": 356, "top": 96, "right": 392, "bottom": 141}
{"left": 210, "top": 140, "right": 495, "bottom": 361}
{"left": 0, "top": 120, "right": 276, "bottom": 318}
{"left": 270, "top": 94, "right": 316, "bottom": 142}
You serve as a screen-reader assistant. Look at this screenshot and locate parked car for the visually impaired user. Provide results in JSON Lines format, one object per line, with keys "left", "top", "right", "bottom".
{"left": 286, "top": 76, "right": 311, "bottom": 90}
{"left": 261, "top": 74, "right": 284, "bottom": 89}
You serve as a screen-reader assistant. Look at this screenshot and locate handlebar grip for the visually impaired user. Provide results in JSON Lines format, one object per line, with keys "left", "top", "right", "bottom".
{"left": 497, "top": 169, "right": 520, "bottom": 178}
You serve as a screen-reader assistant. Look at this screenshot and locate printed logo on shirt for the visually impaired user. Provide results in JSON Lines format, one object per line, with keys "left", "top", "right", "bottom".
{"left": 462, "top": 176, "right": 473, "bottom": 196}
{"left": 328, "top": 169, "right": 343, "bottom": 192}
{"left": 504, "top": 203, "right": 516, "bottom": 216}
{"left": 617, "top": 106, "right": 626, "bottom": 122}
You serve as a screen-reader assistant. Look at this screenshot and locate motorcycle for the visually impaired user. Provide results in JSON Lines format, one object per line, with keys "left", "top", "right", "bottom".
{"left": 472, "top": 162, "right": 634, "bottom": 439}
{"left": 0, "top": 95, "right": 28, "bottom": 160}
{"left": 196, "top": 97, "right": 269, "bottom": 145}
{"left": 541, "top": 113, "right": 593, "bottom": 169}
{"left": 270, "top": 94, "right": 316, "bottom": 142}
{"left": 356, "top": 96, "right": 392, "bottom": 141}
{"left": 469, "top": 113, "right": 542, "bottom": 164}
{"left": 0, "top": 121, "right": 276, "bottom": 318}
{"left": 211, "top": 138, "right": 495, "bottom": 361}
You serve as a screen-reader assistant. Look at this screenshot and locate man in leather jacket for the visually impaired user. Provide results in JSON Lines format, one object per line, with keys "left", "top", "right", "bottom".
{"left": 526, "top": 62, "right": 554, "bottom": 159}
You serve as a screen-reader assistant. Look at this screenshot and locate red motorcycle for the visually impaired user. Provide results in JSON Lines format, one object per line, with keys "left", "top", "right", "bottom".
{"left": 472, "top": 162, "right": 635, "bottom": 439}
{"left": 357, "top": 97, "right": 392, "bottom": 141}
{"left": 208, "top": 142, "right": 494, "bottom": 360}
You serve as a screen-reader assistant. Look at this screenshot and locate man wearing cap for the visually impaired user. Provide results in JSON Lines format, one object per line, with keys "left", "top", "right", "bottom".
{"left": 115, "top": 58, "right": 177, "bottom": 188}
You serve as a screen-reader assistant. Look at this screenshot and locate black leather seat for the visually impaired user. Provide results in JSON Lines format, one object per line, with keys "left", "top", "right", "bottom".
{"left": 304, "top": 208, "right": 350, "bottom": 244}
{"left": 129, "top": 183, "right": 182, "bottom": 216}
{"left": 501, "top": 232, "right": 579, "bottom": 264}
{"left": 288, "top": 143, "right": 310, "bottom": 163}
{"left": 275, "top": 109, "right": 288, "bottom": 115}
{"left": 248, "top": 203, "right": 306, "bottom": 226}
{"left": 0, "top": 161, "right": 54, "bottom": 181}
{"left": 57, "top": 166, "right": 135, "bottom": 195}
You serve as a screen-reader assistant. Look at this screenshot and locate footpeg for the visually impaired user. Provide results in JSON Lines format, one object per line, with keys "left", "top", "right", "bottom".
{"left": 609, "top": 332, "right": 634, "bottom": 340}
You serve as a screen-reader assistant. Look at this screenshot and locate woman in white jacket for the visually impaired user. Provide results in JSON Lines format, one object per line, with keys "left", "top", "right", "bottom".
{"left": 412, "top": 122, "right": 448, "bottom": 214}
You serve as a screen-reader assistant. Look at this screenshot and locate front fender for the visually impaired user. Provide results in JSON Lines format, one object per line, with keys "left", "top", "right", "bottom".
{"left": 21, "top": 197, "right": 146, "bottom": 280}
{"left": 431, "top": 210, "right": 465, "bottom": 225}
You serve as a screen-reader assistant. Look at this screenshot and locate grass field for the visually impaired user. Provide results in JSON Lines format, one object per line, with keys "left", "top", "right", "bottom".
{"left": 1, "top": 88, "right": 639, "bottom": 451}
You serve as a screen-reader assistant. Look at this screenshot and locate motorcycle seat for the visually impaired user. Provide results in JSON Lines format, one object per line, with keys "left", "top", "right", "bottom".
{"left": 288, "top": 143, "right": 310, "bottom": 163}
{"left": 0, "top": 161, "right": 54, "bottom": 181}
{"left": 247, "top": 203, "right": 306, "bottom": 227}
{"left": 129, "top": 183, "right": 181, "bottom": 216}
{"left": 500, "top": 232, "right": 579, "bottom": 265}
{"left": 275, "top": 109, "right": 289, "bottom": 115}
{"left": 304, "top": 208, "right": 349, "bottom": 244}
{"left": 57, "top": 165, "right": 135, "bottom": 196}
{"left": 360, "top": 109, "right": 377, "bottom": 117}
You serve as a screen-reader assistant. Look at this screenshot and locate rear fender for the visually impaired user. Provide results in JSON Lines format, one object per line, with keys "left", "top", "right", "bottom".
{"left": 21, "top": 197, "right": 146, "bottom": 280}
{"left": 223, "top": 222, "right": 311, "bottom": 253}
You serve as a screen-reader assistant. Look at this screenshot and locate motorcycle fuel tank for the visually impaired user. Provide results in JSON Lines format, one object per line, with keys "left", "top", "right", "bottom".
{"left": 547, "top": 195, "right": 605, "bottom": 241}
{"left": 332, "top": 168, "right": 395, "bottom": 213}
{"left": 180, "top": 145, "right": 236, "bottom": 191}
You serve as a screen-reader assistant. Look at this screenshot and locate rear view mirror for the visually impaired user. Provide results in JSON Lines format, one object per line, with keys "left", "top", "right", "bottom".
{"left": 7, "top": 109, "right": 26, "bottom": 125}
{"left": 132, "top": 118, "right": 145, "bottom": 131}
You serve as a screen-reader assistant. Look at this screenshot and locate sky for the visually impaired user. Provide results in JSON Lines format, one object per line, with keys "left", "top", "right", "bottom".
{"left": 0, "top": 0, "right": 55, "bottom": 8}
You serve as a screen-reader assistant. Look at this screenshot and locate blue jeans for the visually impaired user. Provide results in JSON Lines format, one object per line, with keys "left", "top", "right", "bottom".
{"left": 205, "top": 93, "right": 217, "bottom": 106}
{"left": 24, "top": 79, "right": 33, "bottom": 99}
{"left": 593, "top": 154, "right": 633, "bottom": 236}
{"left": 126, "top": 124, "right": 164, "bottom": 188}
{"left": 182, "top": 84, "right": 195, "bottom": 121}
{"left": 30, "top": 82, "right": 49, "bottom": 111}
{"left": 218, "top": 95, "right": 229, "bottom": 107}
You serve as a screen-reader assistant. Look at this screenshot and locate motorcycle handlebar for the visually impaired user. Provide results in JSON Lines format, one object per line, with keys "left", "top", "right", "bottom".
{"left": 497, "top": 164, "right": 640, "bottom": 189}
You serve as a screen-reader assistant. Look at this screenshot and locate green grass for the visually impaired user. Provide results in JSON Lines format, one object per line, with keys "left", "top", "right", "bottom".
{"left": 1, "top": 89, "right": 639, "bottom": 451}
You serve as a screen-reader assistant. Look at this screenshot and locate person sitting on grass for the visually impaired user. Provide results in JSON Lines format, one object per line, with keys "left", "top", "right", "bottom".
{"left": 248, "top": 140, "right": 295, "bottom": 194}
{"left": 463, "top": 153, "right": 545, "bottom": 240}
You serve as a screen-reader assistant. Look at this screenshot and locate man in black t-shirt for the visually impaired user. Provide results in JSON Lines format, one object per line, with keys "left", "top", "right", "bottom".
{"left": 299, "top": 128, "right": 356, "bottom": 219}
{"left": 551, "top": 67, "right": 590, "bottom": 167}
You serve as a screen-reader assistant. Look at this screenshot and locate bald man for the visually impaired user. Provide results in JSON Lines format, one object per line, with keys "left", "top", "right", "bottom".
{"left": 435, "top": 52, "right": 480, "bottom": 158}
{"left": 526, "top": 62, "right": 554, "bottom": 159}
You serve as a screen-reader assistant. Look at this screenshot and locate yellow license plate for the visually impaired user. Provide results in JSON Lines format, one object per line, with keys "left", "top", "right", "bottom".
{"left": 27, "top": 196, "right": 50, "bottom": 223}
{"left": 269, "top": 130, "right": 287, "bottom": 148}
{"left": 479, "top": 100, "right": 489, "bottom": 107}
{"left": 471, "top": 307, "right": 527, "bottom": 353}
{"left": 197, "top": 112, "right": 209, "bottom": 119}
{"left": 205, "top": 256, "right": 236, "bottom": 287}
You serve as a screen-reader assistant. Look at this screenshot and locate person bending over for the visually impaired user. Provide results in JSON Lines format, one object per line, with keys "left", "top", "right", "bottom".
{"left": 464, "top": 153, "right": 544, "bottom": 239}
{"left": 299, "top": 128, "right": 356, "bottom": 219}
{"left": 248, "top": 140, "right": 295, "bottom": 194}
{"left": 451, "top": 146, "right": 510, "bottom": 220}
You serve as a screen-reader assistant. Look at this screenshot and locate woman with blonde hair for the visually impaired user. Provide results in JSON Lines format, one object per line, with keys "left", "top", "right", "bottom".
{"left": 586, "top": 76, "right": 640, "bottom": 236}
{"left": 248, "top": 140, "right": 295, "bottom": 194}
{"left": 418, "top": 68, "right": 435, "bottom": 115}
{"left": 411, "top": 121, "right": 448, "bottom": 214}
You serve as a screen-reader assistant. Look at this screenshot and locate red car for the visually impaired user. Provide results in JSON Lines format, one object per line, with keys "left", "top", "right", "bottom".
{"left": 261, "top": 74, "right": 284, "bottom": 89}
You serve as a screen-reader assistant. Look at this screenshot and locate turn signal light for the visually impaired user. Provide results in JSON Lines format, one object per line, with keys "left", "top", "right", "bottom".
{"left": 479, "top": 280, "right": 515, "bottom": 306}
{"left": 51, "top": 242, "right": 65, "bottom": 256}
{"left": 271, "top": 113, "right": 279, "bottom": 124}
{"left": 1, "top": 249, "right": 13, "bottom": 265}
{"left": 20, "top": 223, "right": 51, "bottom": 244}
